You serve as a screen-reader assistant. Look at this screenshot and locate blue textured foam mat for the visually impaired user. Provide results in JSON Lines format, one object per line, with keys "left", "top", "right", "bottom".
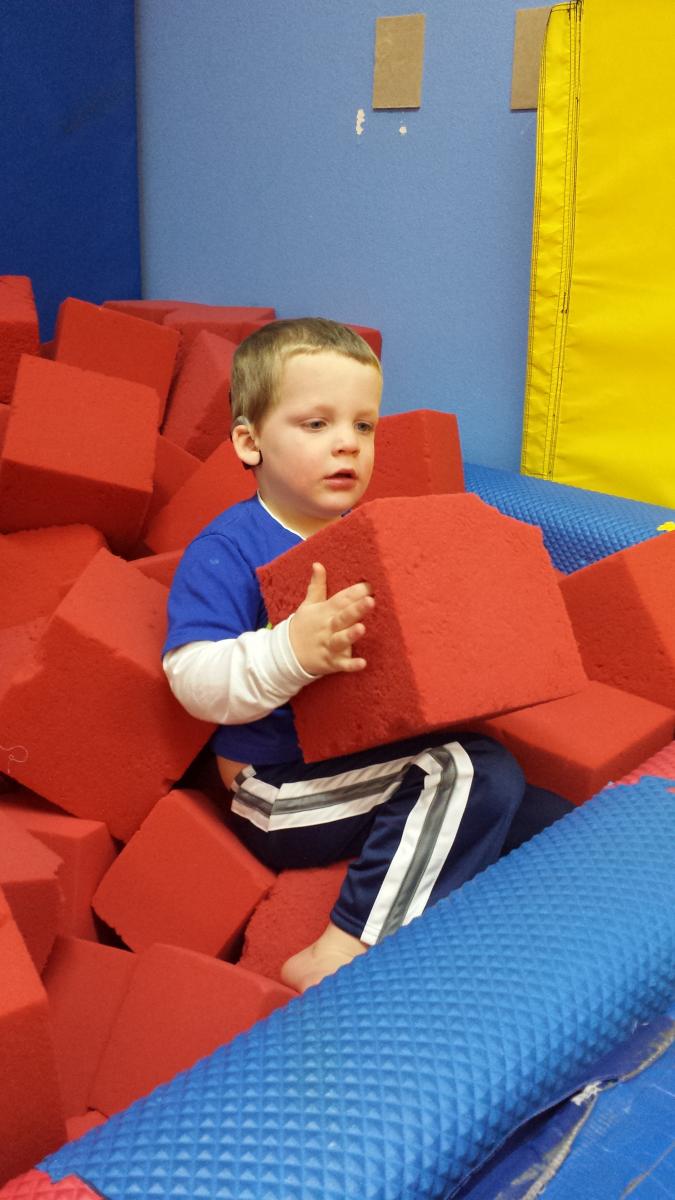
{"left": 40, "top": 778, "right": 675, "bottom": 1200}
{"left": 464, "top": 463, "right": 675, "bottom": 573}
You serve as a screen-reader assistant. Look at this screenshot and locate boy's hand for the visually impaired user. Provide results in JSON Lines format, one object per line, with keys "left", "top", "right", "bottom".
{"left": 289, "top": 562, "right": 375, "bottom": 677}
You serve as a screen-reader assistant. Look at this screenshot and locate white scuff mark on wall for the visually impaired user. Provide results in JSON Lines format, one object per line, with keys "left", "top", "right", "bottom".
{"left": 399, "top": 124, "right": 408, "bottom": 135}
{"left": 355, "top": 108, "right": 366, "bottom": 136}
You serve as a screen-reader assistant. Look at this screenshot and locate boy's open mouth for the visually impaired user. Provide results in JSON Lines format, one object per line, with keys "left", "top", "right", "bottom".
{"left": 327, "top": 469, "right": 356, "bottom": 480}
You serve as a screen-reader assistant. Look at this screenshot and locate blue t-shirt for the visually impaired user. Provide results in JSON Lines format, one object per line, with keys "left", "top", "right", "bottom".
{"left": 163, "top": 495, "right": 303, "bottom": 764}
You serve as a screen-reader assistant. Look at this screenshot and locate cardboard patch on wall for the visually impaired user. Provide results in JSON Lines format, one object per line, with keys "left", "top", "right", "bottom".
{"left": 511, "top": 7, "right": 551, "bottom": 110}
{"left": 372, "top": 14, "right": 426, "bottom": 110}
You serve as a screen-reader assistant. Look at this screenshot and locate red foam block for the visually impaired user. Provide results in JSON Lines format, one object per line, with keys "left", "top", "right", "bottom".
{"left": 560, "top": 534, "right": 675, "bottom": 710}
{"left": 42, "top": 936, "right": 136, "bottom": 1118}
{"left": 0, "top": 405, "right": 9, "bottom": 454}
{"left": 343, "top": 322, "right": 382, "bottom": 358}
{"left": 93, "top": 788, "right": 275, "bottom": 956}
{"left": 0, "top": 812, "right": 64, "bottom": 972}
{"left": 0, "top": 356, "right": 157, "bottom": 553}
{"left": 103, "top": 298, "right": 192, "bottom": 323}
{"left": 477, "top": 681, "right": 674, "bottom": 804}
{"left": 143, "top": 440, "right": 255, "bottom": 553}
{"left": 363, "top": 410, "right": 465, "bottom": 502}
{"left": 141, "top": 434, "right": 200, "bottom": 532}
{"left": 163, "top": 304, "right": 276, "bottom": 370}
{"left": 65, "top": 1111, "right": 106, "bottom": 1142}
{"left": 131, "top": 549, "right": 182, "bottom": 588}
{"left": 0, "top": 888, "right": 66, "bottom": 1186}
{"left": 89, "top": 942, "right": 294, "bottom": 1115}
{"left": 0, "top": 548, "right": 215, "bottom": 841}
{"left": 0, "top": 795, "right": 116, "bottom": 940}
{"left": 259, "top": 494, "right": 588, "bottom": 760}
{"left": 617, "top": 739, "right": 675, "bottom": 785}
{"left": 0, "top": 525, "right": 106, "bottom": 631}
{"left": 0, "top": 1172, "right": 102, "bottom": 1198}
{"left": 162, "top": 330, "right": 237, "bottom": 460}
{"left": 0, "top": 277, "right": 39, "bottom": 405}
{"left": 240, "top": 861, "right": 350, "bottom": 985}
{"left": 55, "top": 297, "right": 179, "bottom": 421}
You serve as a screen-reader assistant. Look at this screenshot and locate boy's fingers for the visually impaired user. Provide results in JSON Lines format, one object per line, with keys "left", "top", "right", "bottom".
{"left": 304, "top": 562, "right": 327, "bottom": 604}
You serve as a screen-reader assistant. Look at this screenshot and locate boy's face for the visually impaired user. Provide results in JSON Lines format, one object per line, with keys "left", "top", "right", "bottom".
{"left": 251, "top": 350, "right": 381, "bottom": 537}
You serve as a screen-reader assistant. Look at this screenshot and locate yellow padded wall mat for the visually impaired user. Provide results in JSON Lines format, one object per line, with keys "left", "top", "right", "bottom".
{"left": 522, "top": 0, "right": 675, "bottom": 506}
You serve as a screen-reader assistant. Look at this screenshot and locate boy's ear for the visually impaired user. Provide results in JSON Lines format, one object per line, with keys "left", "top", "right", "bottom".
{"left": 231, "top": 419, "right": 262, "bottom": 470}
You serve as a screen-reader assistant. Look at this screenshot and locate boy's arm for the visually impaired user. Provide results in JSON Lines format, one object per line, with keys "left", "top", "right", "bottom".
{"left": 163, "top": 616, "right": 315, "bottom": 725}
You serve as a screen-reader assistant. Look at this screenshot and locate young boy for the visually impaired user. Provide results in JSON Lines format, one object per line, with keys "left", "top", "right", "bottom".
{"left": 163, "top": 318, "right": 564, "bottom": 992}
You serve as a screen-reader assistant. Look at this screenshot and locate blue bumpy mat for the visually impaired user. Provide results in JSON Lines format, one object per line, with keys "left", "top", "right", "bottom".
{"left": 41, "top": 778, "right": 675, "bottom": 1200}
{"left": 464, "top": 462, "right": 675, "bottom": 573}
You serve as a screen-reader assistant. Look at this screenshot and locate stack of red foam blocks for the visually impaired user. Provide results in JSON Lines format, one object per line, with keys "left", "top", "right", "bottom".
{"left": 1, "top": 274, "right": 674, "bottom": 1187}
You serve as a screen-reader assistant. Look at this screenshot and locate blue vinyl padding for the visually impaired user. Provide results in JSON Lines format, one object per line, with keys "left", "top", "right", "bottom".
{"left": 464, "top": 463, "right": 675, "bottom": 573}
{"left": 41, "top": 778, "right": 675, "bottom": 1200}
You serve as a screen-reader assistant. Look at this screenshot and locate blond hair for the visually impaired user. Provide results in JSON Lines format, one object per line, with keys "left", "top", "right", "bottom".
{"left": 230, "top": 317, "right": 381, "bottom": 429}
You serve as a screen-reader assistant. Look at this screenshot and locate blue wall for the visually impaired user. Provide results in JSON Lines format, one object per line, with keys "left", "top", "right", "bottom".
{"left": 1, "top": 1, "right": 141, "bottom": 340}
{"left": 137, "top": 1, "right": 544, "bottom": 469}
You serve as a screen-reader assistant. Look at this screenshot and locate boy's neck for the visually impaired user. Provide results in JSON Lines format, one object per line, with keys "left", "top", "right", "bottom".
{"left": 256, "top": 491, "right": 343, "bottom": 540}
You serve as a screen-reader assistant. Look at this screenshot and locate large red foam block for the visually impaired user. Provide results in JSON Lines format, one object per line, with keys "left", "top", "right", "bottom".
{"left": 103, "top": 297, "right": 191, "bottom": 323}
{"left": 259, "top": 494, "right": 588, "bottom": 760}
{"left": 0, "top": 1172, "right": 102, "bottom": 1198}
{"left": 55, "top": 297, "right": 179, "bottom": 421}
{"left": 0, "top": 549, "right": 215, "bottom": 840}
{"left": 0, "top": 888, "right": 66, "bottom": 1186}
{"left": 240, "top": 861, "right": 350, "bottom": 984}
{"left": 89, "top": 942, "right": 294, "bottom": 1115}
{"left": 163, "top": 303, "right": 276, "bottom": 355}
{"left": 143, "top": 440, "right": 255, "bottom": 553}
{"left": 162, "top": 330, "right": 237, "bottom": 461}
{"left": 93, "top": 788, "right": 275, "bottom": 956}
{"left": 141, "top": 434, "right": 200, "bottom": 532}
{"left": 42, "top": 937, "right": 136, "bottom": 1118}
{"left": 0, "top": 277, "right": 39, "bottom": 405}
{"left": 477, "top": 681, "right": 674, "bottom": 805}
{"left": 0, "top": 356, "right": 157, "bottom": 553}
{"left": 131, "top": 549, "right": 182, "bottom": 588}
{"left": 0, "top": 525, "right": 106, "bottom": 631}
{"left": 560, "top": 534, "right": 675, "bottom": 710}
{"left": 0, "top": 812, "right": 64, "bottom": 972}
{"left": 363, "top": 410, "right": 465, "bottom": 503}
{"left": 0, "top": 795, "right": 116, "bottom": 940}
{"left": 618, "top": 739, "right": 675, "bottom": 785}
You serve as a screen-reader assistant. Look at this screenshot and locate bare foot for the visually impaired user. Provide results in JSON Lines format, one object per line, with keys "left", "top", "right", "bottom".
{"left": 281, "top": 921, "right": 367, "bottom": 993}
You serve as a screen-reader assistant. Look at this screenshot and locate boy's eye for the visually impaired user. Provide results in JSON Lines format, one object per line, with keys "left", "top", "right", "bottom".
{"left": 303, "top": 419, "right": 326, "bottom": 430}
{"left": 356, "top": 421, "right": 375, "bottom": 434}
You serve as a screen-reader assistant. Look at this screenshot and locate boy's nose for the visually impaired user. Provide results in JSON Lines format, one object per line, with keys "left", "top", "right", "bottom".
{"left": 334, "top": 428, "right": 359, "bottom": 453}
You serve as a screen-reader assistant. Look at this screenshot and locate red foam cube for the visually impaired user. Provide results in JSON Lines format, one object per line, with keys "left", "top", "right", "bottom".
{"left": 0, "top": 404, "right": 9, "bottom": 454}
{"left": 0, "top": 525, "right": 105, "bottom": 630}
{"left": 89, "top": 943, "right": 294, "bottom": 1115}
{"left": 42, "top": 936, "right": 136, "bottom": 1118}
{"left": 0, "top": 276, "right": 39, "bottom": 404}
{"left": 478, "top": 681, "right": 674, "bottom": 804}
{"left": 103, "top": 298, "right": 191, "bottom": 323}
{"left": 0, "top": 887, "right": 66, "bottom": 1185}
{"left": 618, "top": 739, "right": 675, "bottom": 785}
{"left": 0, "top": 812, "right": 64, "bottom": 972}
{"left": 0, "top": 356, "right": 157, "bottom": 553}
{"left": 0, "top": 548, "right": 215, "bottom": 841}
{"left": 131, "top": 549, "right": 182, "bottom": 588}
{"left": 364, "top": 410, "right": 465, "bottom": 502}
{"left": 259, "top": 494, "right": 588, "bottom": 760}
{"left": 162, "top": 330, "right": 236, "bottom": 461}
{"left": 560, "top": 534, "right": 675, "bottom": 710}
{"left": 141, "top": 434, "right": 200, "bottom": 532}
{"left": 143, "top": 440, "right": 255, "bottom": 553}
{"left": 1, "top": 794, "right": 116, "bottom": 940}
{"left": 55, "top": 297, "right": 179, "bottom": 421}
{"left": 240, "top": 861, "right": 350, "bottom": 985}
{"left": 65, "top": 1111, "right": 107, "bottom": 1142}
{"left": 163, "top": 304, "right": 276, "bottom": 371}
{"left": 92, "top": 789, "right": 275, "bottom": 956}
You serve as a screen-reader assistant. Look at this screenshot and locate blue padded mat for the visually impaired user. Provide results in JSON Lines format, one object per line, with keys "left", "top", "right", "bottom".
{"left": 464, "top": 463, "right": 675, "bottom": 573}
{"left": 41, "top": 778, "right": 675, "bottom": 1200}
